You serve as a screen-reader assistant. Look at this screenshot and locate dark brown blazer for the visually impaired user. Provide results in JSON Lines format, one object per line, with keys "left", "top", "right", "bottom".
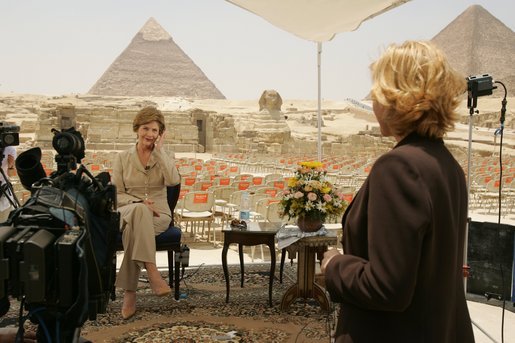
{"left": 325, "top": 133, "right": 474, "bottom": 343}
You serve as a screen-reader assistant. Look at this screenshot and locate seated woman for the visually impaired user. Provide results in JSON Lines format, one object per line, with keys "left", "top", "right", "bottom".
{"left": 112, "top": 106, "right": 181, "bottom": 320}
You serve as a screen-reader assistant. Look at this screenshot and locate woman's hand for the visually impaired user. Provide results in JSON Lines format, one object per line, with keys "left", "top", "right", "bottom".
{"left": 155, "top": 130, "right": 166, "bottom": 151}
{"left": 143, "top": 199, "right": 160, "bottom": 217}
{"left": 321, "top": 249, "right": 342, "bottom": 274}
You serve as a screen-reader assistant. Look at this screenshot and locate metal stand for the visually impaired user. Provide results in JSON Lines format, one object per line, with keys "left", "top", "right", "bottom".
{"left": 0, "top": 149, "right": 20, "bottom": 210}
{"left": 463, "top": 73, "right": 496, "bottom": 292}
{"left": 463, "top": 105, "right": 476, "bottom": 292}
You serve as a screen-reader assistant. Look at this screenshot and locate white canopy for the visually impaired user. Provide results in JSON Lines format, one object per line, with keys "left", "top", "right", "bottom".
{"left": 226, "top": 0, "right": 410, "bottom": 42}
{"left": 226, "top": 0, "right": 411, "bottom": 160}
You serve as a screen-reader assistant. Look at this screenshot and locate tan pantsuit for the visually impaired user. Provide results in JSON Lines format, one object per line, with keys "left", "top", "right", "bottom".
{"left": 112, "top": 145, "right": 180, "bottom": 291}
{"left": 116, "top": 203, "right": 171, "bottom": 290}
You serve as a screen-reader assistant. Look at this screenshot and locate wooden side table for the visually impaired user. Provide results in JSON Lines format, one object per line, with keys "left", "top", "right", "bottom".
{"left": 221, "top": 222, "right": 282, "bottom": 307}
{"left": 280, "top": 234, "right": 337, "bottom": 311}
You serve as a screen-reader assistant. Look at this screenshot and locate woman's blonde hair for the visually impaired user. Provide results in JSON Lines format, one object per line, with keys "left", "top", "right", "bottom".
{"left": 133, "top": 106, "right": 165, "bottom": 134}
{"left": 370, "top": 41, "right": 466, "bottom": 139}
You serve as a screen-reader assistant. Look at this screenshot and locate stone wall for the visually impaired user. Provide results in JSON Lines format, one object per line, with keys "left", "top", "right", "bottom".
{"left": 34, "top": 105, "right": 201, "bottom": 152}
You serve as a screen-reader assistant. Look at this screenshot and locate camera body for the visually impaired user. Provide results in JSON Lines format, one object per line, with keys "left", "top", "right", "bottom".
{"left": 0, "top": 122, "right": 20, "bottom": 148}
{"left": 1, "top": 192, "right": 87, "bottom": 306}
{"left": 467, "top": 74, "right": 496, "bottom": 109}
{"left": 0, "top": 127, "right": 119, "bottom": 342}
{"left": 52, "top": 127, "right": 85, "bottom": 173}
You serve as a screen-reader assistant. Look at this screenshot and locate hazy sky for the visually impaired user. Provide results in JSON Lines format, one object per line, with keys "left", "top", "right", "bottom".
{"left": 0, "top": 0, "right": 513, "bottom": 101}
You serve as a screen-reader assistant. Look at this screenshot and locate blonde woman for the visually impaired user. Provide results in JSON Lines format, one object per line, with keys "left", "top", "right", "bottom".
{"left": 113, "top": 106, "right": 180, "bottom": 320}
{"left": 322, "top": 41, "right": 474, "bottom": 342}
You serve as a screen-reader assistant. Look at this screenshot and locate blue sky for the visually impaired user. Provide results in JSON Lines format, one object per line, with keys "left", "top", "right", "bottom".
{"left": 0, "top": 0, "right": 513, "bottom": 101}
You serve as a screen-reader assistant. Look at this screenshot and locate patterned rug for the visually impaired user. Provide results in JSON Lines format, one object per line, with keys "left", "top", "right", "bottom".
{"left": 2, "top": 263, "right": 335, "bottom": 342}
{"left": 88, "top": 263, "right": 334, "bottom": 342}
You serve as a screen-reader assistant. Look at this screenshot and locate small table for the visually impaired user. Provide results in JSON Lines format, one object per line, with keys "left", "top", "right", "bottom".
{"left": 222, "top": 221, "right": 282, "bottom": 307}
{"left": 280, "top": 233, "right": 337, "bottom": 311}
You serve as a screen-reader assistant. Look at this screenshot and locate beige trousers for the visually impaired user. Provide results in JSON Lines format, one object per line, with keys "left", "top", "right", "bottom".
{"left": 115, "top": 203, "right": 171, "bottom": 291}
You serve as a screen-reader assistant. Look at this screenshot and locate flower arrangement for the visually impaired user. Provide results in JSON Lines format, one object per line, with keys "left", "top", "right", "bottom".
{"left": 279, "top": 161, "right": 347, "bottom": 223}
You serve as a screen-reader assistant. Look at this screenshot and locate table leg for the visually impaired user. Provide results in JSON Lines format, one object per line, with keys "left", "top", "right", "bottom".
{"left": 312, "top": 282, "right": 330, "bottom": 311}
{"left": 222, "top": 241, "right": 230, "bottom": 303}
{"left": 280, "top": 248, "right": 286, "bottom": 284}
{"left": 280, "top": 284, "right": 299, "bottom": 310}
{"left": 238, "top": 243, "right": 244, "bottom": 288}
{"left": 267, "top": 240, "right": 275, "bottom": 307}
{"left": 280, "top": 245, "right": 331, "bottom": 311}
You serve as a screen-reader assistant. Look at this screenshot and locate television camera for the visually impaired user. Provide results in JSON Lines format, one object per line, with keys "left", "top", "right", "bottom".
{"left": 0, "top": 127, "right": 119, "bottom": 343}
{"left": 0, "top": 122, "right": 20, "bottom": 149}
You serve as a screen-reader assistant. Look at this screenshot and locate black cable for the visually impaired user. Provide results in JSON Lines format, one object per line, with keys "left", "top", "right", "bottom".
{"left": 179, "top": 263, "right": 205, "bottom": 299}
{"left": 294, "top": 321, "right": 311, "bottom": 343}
{"left": 493, "top": 80, "right": 507, "bottom": 343}
{"left": 179, "top": 262, "right": 204, "bottom": 281}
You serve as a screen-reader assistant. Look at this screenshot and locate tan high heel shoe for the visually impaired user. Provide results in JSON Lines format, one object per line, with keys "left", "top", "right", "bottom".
{"left": 121, "top": 290, "right": 136, "bottom": 320}
{"left": 149, "top": 279, "right": 171, "bottom": 297}
{"left": 146, "top": 263, "right": 172, "bottom": 297}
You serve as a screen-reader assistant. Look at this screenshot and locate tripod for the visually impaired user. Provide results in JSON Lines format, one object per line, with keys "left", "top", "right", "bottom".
{"left": 0, "top": 147, "right": 20, "bottom": 214}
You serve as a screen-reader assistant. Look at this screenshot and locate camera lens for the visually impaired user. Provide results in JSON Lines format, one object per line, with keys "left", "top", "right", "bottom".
{"left": 52, "top": 131, "right": 83, "bottom": 157}
{"left": 3, "top": 133, "right": 17, "bottom": 146}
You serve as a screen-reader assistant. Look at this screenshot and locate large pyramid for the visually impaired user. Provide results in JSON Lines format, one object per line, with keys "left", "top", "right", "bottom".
{"left": 432, "top": 5, "right": 515, "bottom": 97}
{"left": 89, "top": 18, "right": 225, "bottom": 99}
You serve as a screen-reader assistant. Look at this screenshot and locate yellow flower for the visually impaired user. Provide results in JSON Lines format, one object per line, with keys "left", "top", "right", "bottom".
{"left": 299, "top": 161, "right": 323, "bottom": 169}
{"left": 280, "top": 160, "right": 348, "bottom": 221}
{"left": 287, "top": 178, "right": 298, "bottom": 187}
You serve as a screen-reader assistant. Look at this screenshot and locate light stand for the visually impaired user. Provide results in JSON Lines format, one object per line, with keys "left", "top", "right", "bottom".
{"left": 463, "top": 74, "right": 496, "bottom": 292}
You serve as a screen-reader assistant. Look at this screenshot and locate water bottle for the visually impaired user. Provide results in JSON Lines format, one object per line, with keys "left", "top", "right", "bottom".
{"left": 239, "top": 191, "right": 251, "bottom": 222}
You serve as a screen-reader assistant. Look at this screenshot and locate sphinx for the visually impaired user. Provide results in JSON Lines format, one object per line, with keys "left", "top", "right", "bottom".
{"left": 235, "top": 89, "right": 291, "bottom": 150}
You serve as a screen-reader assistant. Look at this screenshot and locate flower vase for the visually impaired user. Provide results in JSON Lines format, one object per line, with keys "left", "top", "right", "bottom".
{"left": 297, "top": 215, "right": 324, "bottom": 233}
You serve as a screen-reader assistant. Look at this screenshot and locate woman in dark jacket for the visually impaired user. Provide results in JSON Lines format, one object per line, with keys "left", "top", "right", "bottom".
{"left": 321, "top": 41, "right": 474, "bottom": 342}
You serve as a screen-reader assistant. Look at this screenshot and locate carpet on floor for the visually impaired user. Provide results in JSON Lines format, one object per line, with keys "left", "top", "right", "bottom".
{"left": 2, "top": 263, "right": 336, "bottom": 342}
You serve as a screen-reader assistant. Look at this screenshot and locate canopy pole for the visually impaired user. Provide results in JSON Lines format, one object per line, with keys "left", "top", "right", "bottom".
{"left": 317, "top": 42, "right": 322, "bottom": 162}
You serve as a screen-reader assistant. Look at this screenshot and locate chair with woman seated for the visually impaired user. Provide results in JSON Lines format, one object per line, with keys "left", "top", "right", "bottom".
{"left": 115, "top": 183, "right": 183, "bottom": 300}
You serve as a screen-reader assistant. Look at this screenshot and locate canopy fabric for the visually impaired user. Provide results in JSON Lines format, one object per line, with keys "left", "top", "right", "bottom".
{"left": 226, "top": 0, "right": 411, "bottom": 42}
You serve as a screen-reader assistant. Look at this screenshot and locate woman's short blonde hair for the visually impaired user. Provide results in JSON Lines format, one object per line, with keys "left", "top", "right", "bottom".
{"left": 133, "top": 106, "right": 165, "bottom": 134}
{"left": 370, "top": 41, "right": 466, "bottom": 139}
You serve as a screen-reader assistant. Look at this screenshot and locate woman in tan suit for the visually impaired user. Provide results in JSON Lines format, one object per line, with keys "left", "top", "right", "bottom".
{"left": 321, "top": 41, "right": 474, "bottom": 342}
{"left": 112, "top": 106, "right": 180, "bottom": 319}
